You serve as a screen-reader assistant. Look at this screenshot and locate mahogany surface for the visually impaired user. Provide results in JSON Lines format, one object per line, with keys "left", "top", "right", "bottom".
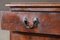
{"left": 1, "top": 2, "right": 60, "bottom": 40}
{"left": 1, "top": 11, "right": 60, "bottom": 35}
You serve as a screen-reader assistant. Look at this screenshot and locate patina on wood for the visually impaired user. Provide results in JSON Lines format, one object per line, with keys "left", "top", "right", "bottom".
{"left": 1, "top": 2, "right": 60, "bottom": 40}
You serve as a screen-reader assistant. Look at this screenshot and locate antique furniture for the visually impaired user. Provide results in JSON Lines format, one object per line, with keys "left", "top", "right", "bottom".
{"left": 1, "top": 2, "right": 60, "bottom": 40}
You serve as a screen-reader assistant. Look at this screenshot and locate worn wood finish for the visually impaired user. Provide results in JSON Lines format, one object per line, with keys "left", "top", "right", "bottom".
{"left": 1, "top": 3, "right": 60, "bottom": 40}
{"left": 10, "top": 32, "right": 48, "bottom": 40}
{"left": 11, "top": 8, "right": 60, "bottom": 12}
{"left": 1, "top": 12, "right": 60, "bottom": 35}
{"left": 5, "top": 2, "right": 60, "bottom": 7}
{"left": 10, "top": 32, "right": 60, "bottom": 40}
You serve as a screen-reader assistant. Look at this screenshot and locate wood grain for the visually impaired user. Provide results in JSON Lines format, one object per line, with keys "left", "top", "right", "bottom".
{"left": 1, "top": 12, "right": 60, "bottom": 35}
{"left": 1, "top": 3, "right": 60, "bottom": 40}
{"left": 5, "top": 2, "right": 60, "bottom": 7}
{"left": 10, "top": 32, "right": 60, "bottom": 40}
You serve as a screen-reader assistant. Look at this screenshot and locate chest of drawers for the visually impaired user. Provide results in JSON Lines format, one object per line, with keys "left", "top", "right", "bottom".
{"left": 1, "top": 2, "right": 60, "bottom": 40}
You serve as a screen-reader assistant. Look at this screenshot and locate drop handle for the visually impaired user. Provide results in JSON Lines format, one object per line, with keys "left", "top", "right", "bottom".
{"left": 23, "top": 17, "right": 29, "bottom": 26}
{"left": 23, "top": 17, "right": 39, "bottom": 29}
{"left": 23, "top": 17, "right": 31, "bottom": 29}
{"left": 33, "top": 17, "right": 39, "bottom": 27}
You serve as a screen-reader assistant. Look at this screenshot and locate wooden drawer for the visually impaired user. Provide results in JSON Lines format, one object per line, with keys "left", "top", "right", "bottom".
{"left": 1, "top": 2, "right": 60, "bottom": 40}
{"left": 1, "top": 11, "right": 60, "bottom": 35}
{"left": 1, "top": 2, "right": 60, "bottom": 36}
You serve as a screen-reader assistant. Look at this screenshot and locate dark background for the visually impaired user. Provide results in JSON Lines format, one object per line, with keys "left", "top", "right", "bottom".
{"left": 0, "top": 0, "right": 60, "bottom": 11}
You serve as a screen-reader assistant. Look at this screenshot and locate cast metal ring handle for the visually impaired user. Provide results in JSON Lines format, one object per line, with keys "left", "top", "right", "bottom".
{"left": 33, "top": 17, "right": 39, "bottom": 27}
{"left": 23, "top": 17, "right": 30, "bottom": 29}
{"left": 23, "top": 17, "right": 39, "bottom": 29}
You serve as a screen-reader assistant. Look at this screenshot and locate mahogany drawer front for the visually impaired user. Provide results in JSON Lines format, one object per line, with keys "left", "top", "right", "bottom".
{"left": 1, "top": 12, "right": 60, "bottom": 35}
{"left": 3, "top": 3, "right": 60, "bottom": 40}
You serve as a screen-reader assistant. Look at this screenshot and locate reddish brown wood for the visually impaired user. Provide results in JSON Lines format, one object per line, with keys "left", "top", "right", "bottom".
{"left": 1, "top": 3, "right": 60, "bottom": 40}
{"left": 5, "top": 2, "right": 60, "bottom": 7}
{"left": 1, "top": 12, "right": 60, "bottom": 35}
{"left": 10, "top": 32, "right": 60, "bottom": 40}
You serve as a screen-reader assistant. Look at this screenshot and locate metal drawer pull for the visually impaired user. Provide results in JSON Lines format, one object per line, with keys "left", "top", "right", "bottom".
{"left": 23, "top": 17, "right": 30, "bottom": 29}
{"left": 33, "top": 17, "right": 39, "bottom": 27}
{"left": 23, "top": 17, "right": 39, "bottom": 29}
